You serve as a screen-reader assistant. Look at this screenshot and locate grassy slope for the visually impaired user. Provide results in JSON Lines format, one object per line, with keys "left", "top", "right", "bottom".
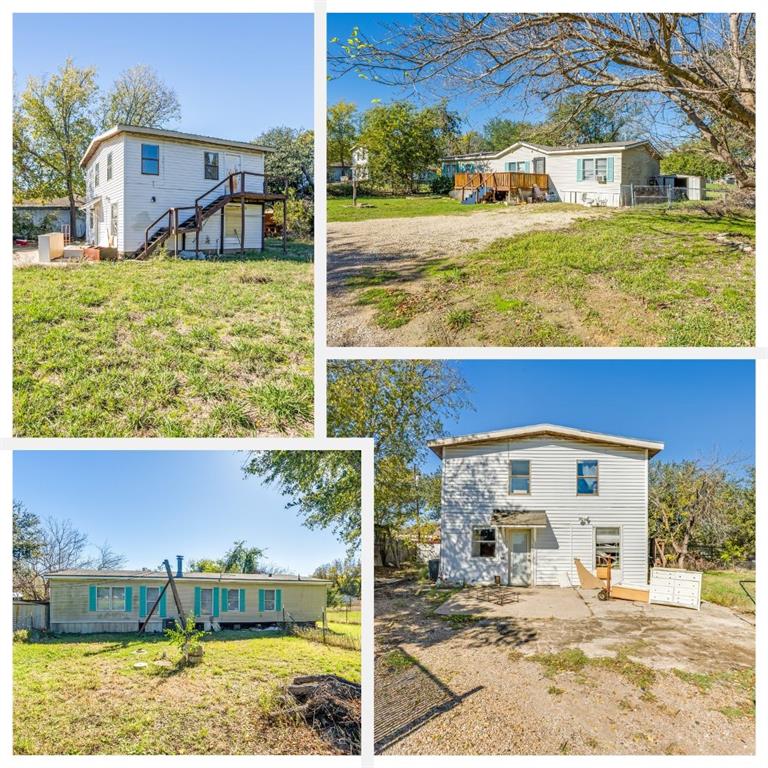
{"left": 702, "top": 570, "right": 756, "bottom": 613}
{"left": 14, "top": 243, "right": 313, "bottom": 437}
{"left": 14, "top": 631, "right": 359, "bottom": 755}
{"left": 352, "top": 206, "right": 754, "bottom": 346}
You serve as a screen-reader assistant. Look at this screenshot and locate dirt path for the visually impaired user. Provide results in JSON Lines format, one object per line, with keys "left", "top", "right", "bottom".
{"left": 327, "top": 207, "right": 601, "bottom": 346}
{"left": 375, "top": 579, "right": 755, "bottom": 756}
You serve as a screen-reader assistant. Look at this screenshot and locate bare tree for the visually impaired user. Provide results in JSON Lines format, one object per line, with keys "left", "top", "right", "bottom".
{"left": 94, "top": 540, "right": 127, "bottom": 570}
{"left": 330, "top": 13, "right": 755, "bottom": 184}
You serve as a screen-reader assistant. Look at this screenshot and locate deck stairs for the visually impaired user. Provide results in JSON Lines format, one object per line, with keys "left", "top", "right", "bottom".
{"left": 461, "top": 184, "right": 493, "bottom": 205}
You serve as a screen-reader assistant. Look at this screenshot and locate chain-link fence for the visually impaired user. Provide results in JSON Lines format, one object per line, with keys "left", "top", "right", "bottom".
{"left": 621, "top": 184, "right": 690, "bottom": 207}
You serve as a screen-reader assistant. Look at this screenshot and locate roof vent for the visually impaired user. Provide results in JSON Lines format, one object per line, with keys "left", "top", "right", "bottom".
{"left": 176, "top": 555, "right": 184, "bottom": 578}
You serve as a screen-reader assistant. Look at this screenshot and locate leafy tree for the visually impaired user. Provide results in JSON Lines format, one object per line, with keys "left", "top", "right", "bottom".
{"left": 255, "top": 125, "right": 314, "bottom": 196}
{"left": 101, "top": 64, "right": 180, "bottom": 129}
{"left": 327, "top": 100, "right": 359, "bottom": 169}
{"left": 189, "top": 541, "right": 266, "bottom": 573}
{"left": 660, "top": 140, "right": 731, "bottom": 180}
{"left": 12, "top": 500, "right": 43, "bottom": 562}
{"left": 243, "top": 451, "right": 362, "bottom": 550}
{"left": 13, "top": 59, "right": 98, "bottom": 233}
{"left": 482, "top": 117, "right": 536, "bottom": 150}
{"left": 444, "top": 130, "right": 486, "bottom": 156}
{"left": 359, "top": 101, "right": 459, "bottom": 191}
{"left": 313, "top": 558, "right": 361, "bottom": 605}
{"left": 327, "top": 361, "right": 469, "bottom": 553}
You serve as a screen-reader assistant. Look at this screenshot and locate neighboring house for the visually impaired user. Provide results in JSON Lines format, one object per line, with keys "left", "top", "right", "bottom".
{"left": 79, "top": 125, "right": 284, "bottom": 258}
{"left": 13, "top": 197, "right": 85, "bottom": 239}
{"left": 429, "top": 424, "right": 664, "bottom": 588}
{"left": 440, "top": 140, "right": 664, "bottom": 206}
{"left": 328, "top": 162, "right": 353, "bottom": 182}
{"left": 46, "top": 561, "right": 329, "bottom": 633}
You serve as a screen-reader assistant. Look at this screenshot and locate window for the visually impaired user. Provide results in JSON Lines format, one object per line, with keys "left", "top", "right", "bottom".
{"left": 595, "top": 158, "right": 608, "bottom": 178}
{"left": 582, "top": 158, "right": 595, "bottom": 180}
{"left": 96, "top": 586, "right": 125, "bottom": 611}
{"left": 509, "top": 460, "right": 531, "bottom": 494}
{"left": 471, "top": 527, "right": 496, "bottom": 557}
{"left": 204, "top": 151, "right": 219, "bottom": 180}
{"left": 263, "top": 589, "right": 276, "bottom": 611}
{"left": 533, "top": 157, "right": 546, "bottom": 174}
{"left": 141, "top": 143, "right": 160, "bottom": 175}
{"left": 595, "top": 527, "right": 621, "bottom": 568}
{"left": 577, "top": 460, "right": 599, "bottom": 495}
{"left": 106, "top": 152, "right": 113, "bottom": 181}
{"left": 227, "top": 589, "right": 240, "bottom": 611}
{"left": 200, "top": 588, "right": 213, "bottom": 614}
{"left": 110, "top": 203, "right": 118, "bottom": 239}
{"left": 145, "top": 586, "right": 160, "bottom": 612}
{"left": 94, "top": 162, "right": 100, "bottom": 187}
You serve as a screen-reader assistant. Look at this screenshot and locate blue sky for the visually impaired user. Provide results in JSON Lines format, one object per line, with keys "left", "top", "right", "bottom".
{"left": 420, "top": 360, "right": 755, "bottom": 474}
{"left": 13, "top": 14, "right": 314, "bottom": 139}
{"left": 13, "top": 451, "right": 348, "bottom": 574}
{"left": 329, "top": 13, "right": 564, "bottom": 132}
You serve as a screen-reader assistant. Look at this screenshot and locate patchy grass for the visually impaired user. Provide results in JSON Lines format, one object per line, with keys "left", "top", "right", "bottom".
{"left": 328, "top": 195, "right": 480, "bottom": 222}
{"left": 531, "top": 648, "right": 655, "bottom": 691}
{"left": 381, "top": 649, "right": 415, "bottom": 671}
{"left": 340, "top": 205, "right": 754, "bottom": 346}
{"left": 702, "top": 570, "right": 756, "bottom": 613}
{"left": 13, "top": 630, "right": 359, "bottom": 755}
{"left": 547, "top": 685, "right": 565, "bottom": 696}
{"left": 440, "top": 613, "right": 480, "bottom": 629}
{"left": 673, "top": 667, "right": 755, "bottom": 695}
{"left": 14, "top": 244, "right": 313, "bottom": 436}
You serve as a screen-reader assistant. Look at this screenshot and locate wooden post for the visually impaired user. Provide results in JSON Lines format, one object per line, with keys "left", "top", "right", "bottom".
{"left": 162, "top": 559, "right": 186, "bottom": 622}
{"left": 138, "top": 581, "right": 170, "bottom": 633}
{"left": 240, "top": 193, "right": 245, "bottom": 254}
{"left": 195, "top": 205, "right": 200, "bottom": 255}
{"left": 630, "top": 183, "right": 635, "bottom": 207}
{"left": 282, "top": 177, "right": 288, "bottom": 254}
{"left": 220, "top": 207, "right": 224, "bottom": 255}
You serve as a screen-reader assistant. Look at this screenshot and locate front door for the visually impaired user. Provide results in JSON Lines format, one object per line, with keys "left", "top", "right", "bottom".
{"left": 507, "top": 530, "right": 531, "bottom": 586}
{"left": 225, "top": 153, "right": 242, "bottom": 192}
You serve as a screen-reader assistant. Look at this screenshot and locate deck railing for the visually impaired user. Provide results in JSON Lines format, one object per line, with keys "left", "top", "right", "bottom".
{"left": 454, "top": 171, "right": 549, "bottom": 195}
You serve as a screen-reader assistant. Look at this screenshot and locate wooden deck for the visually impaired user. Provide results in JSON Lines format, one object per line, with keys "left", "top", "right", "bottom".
{"left": 454, "top": 171, "right": 549, "bottom": 194}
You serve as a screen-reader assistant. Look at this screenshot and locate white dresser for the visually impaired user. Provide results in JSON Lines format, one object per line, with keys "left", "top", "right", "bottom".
{"left": 649, "top": 567, "right": 702, "bottom": 610}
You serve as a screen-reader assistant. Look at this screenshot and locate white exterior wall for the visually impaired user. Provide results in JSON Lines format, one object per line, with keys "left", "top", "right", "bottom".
{"left": 84, "top": 135, "right": 126, "bottom": 250}
{"left": 84, "top": 133, "right": 266, "bottom": 254}
{"left": 487, "top": 145, "right": 546, "bottom": 174}
{"left": 189, "top": 203, "right": 263, "bottom": 254}
{"left": 439, "top": 437, "right": 650, "bottom": 587}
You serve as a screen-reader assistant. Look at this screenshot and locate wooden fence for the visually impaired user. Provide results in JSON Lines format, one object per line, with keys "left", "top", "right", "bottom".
{"left": 13, "top": 601, "right": 49, "bottom": 631}
{"left": 454, "top": 171, "right": 550, "bottom": 193}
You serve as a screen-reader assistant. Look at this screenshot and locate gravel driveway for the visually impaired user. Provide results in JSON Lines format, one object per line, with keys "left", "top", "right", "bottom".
{"left": 375, "top": 577, "right": 755, "bottom": 756}
{"left": 327, "top": 207, "right": 599, "bottom": 346}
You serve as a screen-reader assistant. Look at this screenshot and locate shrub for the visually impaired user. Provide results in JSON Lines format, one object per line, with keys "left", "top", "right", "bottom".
{"left": 13, "top": 629, "right": 30, "bottom": 643}
{"left": 271, "top": 192, "right": 314, "bottom": 240}
{"left": 164, "top": 616, "right": 208, "bottom": 663}
{"left": 430, "top": 175, "right": 454, "bottom": 195}
{"left": 13, "top": 211, "right": 60, "bottom": 240}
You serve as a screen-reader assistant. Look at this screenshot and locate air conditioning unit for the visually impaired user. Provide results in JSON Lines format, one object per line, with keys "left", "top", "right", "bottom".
{"left": 596, "top": 174, "right": 607, "bottom": 183}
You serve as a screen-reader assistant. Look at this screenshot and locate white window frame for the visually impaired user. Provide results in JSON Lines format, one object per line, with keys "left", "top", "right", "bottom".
{"left": 145, "top": 586, "right": 160, "bottom": 611}
{"left": 110, "top": 202, "right": 118, "bottom": 239}
{"left": 227, "top": 589, "right": 240, "bottom": 611}
{"left": 106, "top": 152, "right": 113, "bottom": 181}
{"left": 204, "top": 151, "right": 220, "bottom": 180}
{"left": 471, "top": 526, "right": 497, "bottom": 558}
{"left": 595, "top": 158, "right": 608, "bottom": 177}
{"left": 577, "top": 459, "right": 599, "bottom": 496}
{"left": 582, "top": 158, "right": 595, "bottom": 181}
{"left": 509, "top": 459, "right": 531, "bottom": 495}
{"left": 263, "top": 589, "right": 276, "bottom": 611}
{"left": 200, "top": 587, "right": 213, "bottom": 614}
{"left": 96, "top": 585, "right": 126, "bottom": 611}
{"left": 94, "top": 162, "right": 100, "bottom": 187}
{"left": 595, "top": 526, "right": 622, "bottom": 569}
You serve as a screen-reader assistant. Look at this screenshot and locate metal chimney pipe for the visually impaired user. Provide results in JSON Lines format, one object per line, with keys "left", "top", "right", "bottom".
{"left": 176, "top": 555, "right": 184, "bottom": 578}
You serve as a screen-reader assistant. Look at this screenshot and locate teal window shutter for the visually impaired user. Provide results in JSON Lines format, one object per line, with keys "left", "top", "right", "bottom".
{"left": 258, "top": 588, "right": 265, "bottom": 612}
{"left": 577, "top": 159, "right": 584, "bottom": 181}
{"left": 213, "top": 588, "right": 219, "bottom": 617}
{"left": 222, "top": 588, "right": 229, "bottom": 612}
{"left": 275, "top": 589, "right": 282, "bottom": 613}
{"left": 194, "top": 586, "right": 201, "bottom": 616}
{"left": 88, "top": 585, "right": 97, "bottom": 611}
{"left": 139, "top": 586, "right": 147, "bottom": 617}
{"left": 159, "top": 591, "right": 167, "bottom": 618}
{"left": 606, "top": 157, "right": 615, "bottom": 182}
{"left": 124, "top": 586, "right": 133, "bottom": 612}
{"left": 524, "top": 160, "right": 530, "bottom": 173}
{"left": 239, "top": 588, "right": 246, "bottom": 612}
{"left": 505, "top": 162, "right": 511, "bottom": 171}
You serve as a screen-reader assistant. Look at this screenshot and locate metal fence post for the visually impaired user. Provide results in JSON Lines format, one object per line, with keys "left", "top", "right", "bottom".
{"left": 630, "top": 183, "right": 635, "bottom": 207}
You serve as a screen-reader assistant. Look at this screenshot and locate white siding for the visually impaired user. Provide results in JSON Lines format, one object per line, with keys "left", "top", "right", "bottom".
{"left": 439, "top": 437, "right": 650, "bottom": 587}
{"left": 84, "top": 135, "right": 125, "bottom": 250}
{"left": 84, "top": 133, "right": 266, "bottom": 254}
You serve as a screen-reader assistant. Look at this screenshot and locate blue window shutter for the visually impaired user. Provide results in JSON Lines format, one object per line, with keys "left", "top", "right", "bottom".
{"left": 275, "top": 589, "right": 282, "bottom": 613}
{"left": 606, "top": 157, "right": 615, "bottom": 182}
{"left": 89, "top": 585, "right": 97, "bottom": 611}
{"left": 213, "top": 588, "right": 220, "bottom": 617}
{"left": 159, "top": 591, "right": 167, "bottom": 618}
{"left": 222, "top": 588, "right": 229, "bottom": 612}
{"left": 577, "top": 159, "right": 584, "bottom": 181}
{"left": 194, "top": 586, "right": 201, "bottom": 616}
{"left": 239, "top": 588, "right": 246, "bottom": 612}
{"left": 524, "top": 160, "right": 530, "bottom": 173}
{"left": 139, "top": 586, "right": 147, "bottom": 616}
{"left": 124, "top": 586, "right": 133, "bottom": 612}
{"left": 258, "top": 588, "right": 265, "bottom": 612}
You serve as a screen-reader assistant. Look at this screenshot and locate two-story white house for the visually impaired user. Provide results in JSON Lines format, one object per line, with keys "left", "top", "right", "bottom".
{"left": 429, "top": 424, "right": 664, "bottom": 588}
{"left": 79, "top": 125, "right": 285, "bottom": 258}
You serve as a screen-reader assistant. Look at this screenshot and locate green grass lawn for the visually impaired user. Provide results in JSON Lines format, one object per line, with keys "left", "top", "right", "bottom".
{"left": 328, "top": 195, "right": 483, "bottom": 222}
{"left": 702, "top": 570, "right": 756, "bottom": 613}
{"left": 351, "top": 205, "right": 754, "bottom": 346}
{"left": 14, "top": 630, "right": 359, "bottom": 755}
{"left": 14, "top": 241, "right": 313, "bottom": 436}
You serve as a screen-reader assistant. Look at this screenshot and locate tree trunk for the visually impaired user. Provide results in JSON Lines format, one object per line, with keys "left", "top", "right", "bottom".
{"left": 67, "top": 181, "right": 78, "bottom": 239}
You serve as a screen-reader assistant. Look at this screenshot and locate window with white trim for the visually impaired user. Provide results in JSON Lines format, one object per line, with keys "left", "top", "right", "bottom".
{"left": 200, "top": 588, "right": 213, "bottom": 614}
{"left": 204, "top": 151, "right": 219, "bottom": 180}
{"left": 263, "top": 589, "right": 276, "bottom": 611}
{"left": 595, "top": 527, "right": 621, "bottom": 568}
{"left": 509, "top": 460, "right": 531, "bottom": 494}
{"left": 106, "top": 152, "right": 113, "bottom": 181}
{"left": 110, "top": 202, "right": 118, "bottom": 239}
{"left": 577, "top": 460, "right": 599, "bottom": 495}
{"left": 227, "top": 589, "right": 240, "bottom": 611}
{"left": 96, "top": 586, "right": 125, "bottom": 611}
{"left": 471, "top": 527, "right": 496, "bottom": 557}
{"left": 94, "top": 162, "right": 100, "bottom": 187}
{"left": 145, "top": 586, "right": 160, "bottom": 614}
{"left": 582, "top": 158, "right": 595, "bottom": 180}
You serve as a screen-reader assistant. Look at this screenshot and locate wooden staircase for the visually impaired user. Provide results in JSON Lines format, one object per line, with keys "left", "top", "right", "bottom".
{"left": 134, "top": 171, "right": 288, "bottom": 259}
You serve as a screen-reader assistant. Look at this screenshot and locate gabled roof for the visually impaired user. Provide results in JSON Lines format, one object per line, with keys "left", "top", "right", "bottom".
{"left": 80, "top": 125, "right": 275, "bottom": 168}
{"left": 15, "top": 196, "right": 85, "bottom": 208}
{"left": 428, "top": 423, "right": 664, "bottom": 458}
{"left": 440, "top": 139, "right": 661, "bottom": 163}
{"left": 46, "top": 568, "right": 329, "bottom": 584}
